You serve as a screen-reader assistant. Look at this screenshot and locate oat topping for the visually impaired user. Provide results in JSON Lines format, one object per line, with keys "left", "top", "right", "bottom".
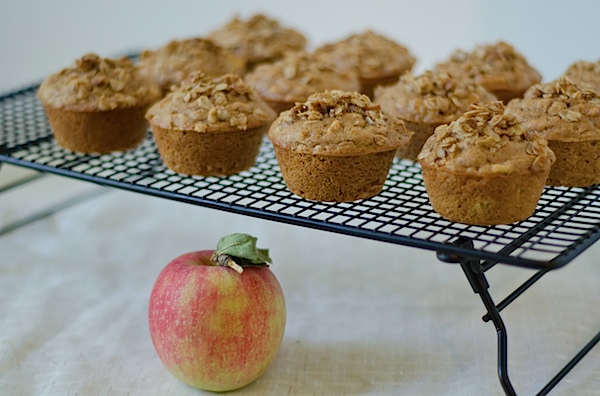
{"left": 139, "top": 38, "right": 246, "bottom": 92}
{"left": 245, "top": 51, "right": 360, "bottom": 103}
{"left": 145, "top": 72, "right": 276, "bottom": 132}
{"left": 269, "top": 90, "right": 411, "bottom": 156}
{"left": 283, "top": 90, "right": 388, "bottom": 125}
{"left": 418, "top": 101, "right": 555, "bottom": 173}
{"left": 435, "top": 41, "right": 541, "bottom": 92}
{"left": 38, "top": 53, "right": 161, "bottom": 111}
{"left": 207, "top": 14, "right": 307, "bottom": 66}
{"left": 524, "top": 77, "right": 600, "bottom": 104}
{"left": 505, "top": 77, "right": 600, "bottom": 141}
{"left": 314, "top": 30, "right": 415, "bottom": 80}
{"left": 374, "top": 70, "right": 496, "bottom": 123}
{"left": 564, "top": 60, "right": 600, "bottom": 91}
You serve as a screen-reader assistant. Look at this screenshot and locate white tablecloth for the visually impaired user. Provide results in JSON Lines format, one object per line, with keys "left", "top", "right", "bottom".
{"left": 1, "top": 165, "right": 599, "bottom": 395}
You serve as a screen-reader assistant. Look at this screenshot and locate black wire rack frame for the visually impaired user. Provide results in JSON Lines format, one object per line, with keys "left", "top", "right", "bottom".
{"left": 1, "top": 84, "right": 600, "bottom": 270}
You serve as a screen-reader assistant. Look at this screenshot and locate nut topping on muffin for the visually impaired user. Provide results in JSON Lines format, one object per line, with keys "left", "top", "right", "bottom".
{"left": 418, "top": 101, "right": 555, "bottom": 173}
{"left": 374, "top": 70, "right": 496, "bottom": 160}
{"left": 505, "top": 77, "right": 600, "bottom": 186}
{"left": 563, "top": 60, "right": 600, "bottom": 92}
{"left": 434, "top": 41, "right": 541, "bottom": 102}
{"left": 271, "top": 90, "right": 410, "bottom": 156}
{"left": 139, "top": 38, "right": 246, "bottom": 93}
{"left": 506, "top": 77, "right": 600, "bottom": 141}
{"left": 38, "top": 53, "right": 161, "bottom": 111}
{"left": 314, "top": 30, "right": 415, "bottom": 81}
{"left": 314, "top": 30, "right": 415, "bottom": 97}
{"left": 146, "top": 72, "right": 276, "bottom": 133}
{"left": 245, "top": 51, "right": 360, "bottom": 112}
{"left": 208, "top": 14, "right": 307, "bottom": 70}
{"left": 375, "top": 70, "right": 496, "bottom": 124}
{"left": 525, "top": 76, "right": 599, "bottom": 103}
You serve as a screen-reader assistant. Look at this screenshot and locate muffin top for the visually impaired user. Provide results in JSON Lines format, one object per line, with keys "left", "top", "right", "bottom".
{"left": 563, "top": 60, "right": 600, "bottom": 92}
{"left": 313, "top": 30, "right": 415, "bottom": 80}
{"left": 245, "top": 51, "right": 360, "bottom": 104}
{"left": 207, "top": 14, "right": 307, "bottom": 67}
{"left": 268, "top": 90, "right": 411, "bottom": 156}
{"left": 138, "top": 38, "right": 246, "bottom": 92}
{"left": 374, "top": 70, "right": 496, "bottom": 124}
{"left": 417, "top": 101, "right": 555, "bottom": 174}
{"left": 38, "top": 53, "right": 161, "bottom": 111}
{"left": 434, "top": 41, "right": 541, "bottom": 94}
{"left": 505, "top": 77, "right": 600, "bottom": 142}
{"left": 145, "top": 72, "right": 276, "bottom": 133}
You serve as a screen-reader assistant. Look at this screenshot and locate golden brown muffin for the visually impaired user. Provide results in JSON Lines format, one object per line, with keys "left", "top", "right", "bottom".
{"left": 417, "top": 102, "right": 555, "bottom": 225}
{"left": 313, "top": 30, "right": 416, "bottom": 98}
{"left": 145, "top": 72, "right": 276, "bottom": 176}
{"left": 245, "top": 51, "right": 360, "bottom": 113}
{"left": 37, "top": 53, "right": 161, "bottom": 154}
{"left": 505, "top": 77, "right": 600, "bottom": 187}
{"left": 434, "top": 41, "right": 541, "bottom": 103}
{"left": 268, "top": 90, "right": 411, "bottom": 202}
{"left": 138, "top": 38, "right": 246, "bottom": 95}
{"left": 207, "top": 14, "right": 307, "bottom": 72}
{"left": 563, "top": 60, "right": 600, "bottom": 92}
{"left": 374, "top": 70, "right": 496, "bottom": 160}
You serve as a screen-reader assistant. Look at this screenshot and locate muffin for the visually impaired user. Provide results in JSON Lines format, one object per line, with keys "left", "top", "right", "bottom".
{"left": 434, "top": 41, "right": 541, "bottom": 103}
{"left": 37, "top": 53, "right": 161, "bottom": 154}
{"left": 207, "top": 14, "right": 307, "bottom": 72}
{"left": 563, "top": 60, "right": 600, "bottom": 93}
{"left": 313, "top": 30, "right": 416, "bottom": 98}
{"left": 505, "top": 77, "right": 600, "bottom": 187}
{"left": 138, "top": 38, "right": 246, "bottom": 95}
{"left": 417, "top": 102, "right": 556, "bottom": 225}
{"left": 146, "top": 72, "right": 277, "bottom": 176}
{"left": 245, "top": 51, "right": 360, "bottom": 113}
{"left": 268, "top": 90, "right": 411, "bottom": 202}
{"left": 374, "top": 70, "right": 496, "bottom": 160}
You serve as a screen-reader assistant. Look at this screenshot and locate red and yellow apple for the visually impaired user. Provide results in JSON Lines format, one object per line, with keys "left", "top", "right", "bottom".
{"left": 148, "top": 236, "right": 286, "bottom": 392}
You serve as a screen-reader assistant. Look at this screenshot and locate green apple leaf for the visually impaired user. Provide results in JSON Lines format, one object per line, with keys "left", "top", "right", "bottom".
{"left": 214, "top": 233, "right": 272, "bottom": 270}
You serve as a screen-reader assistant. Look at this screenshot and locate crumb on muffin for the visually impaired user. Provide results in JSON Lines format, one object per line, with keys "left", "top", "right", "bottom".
{"left": 506, "top": 77, "right": 600, "bottom": 141}
{"left": 418, "top": 101, "right": 555, "bottom": 173}
{"left": 139, "top": 38, "right": 246, "bottom": 93}
{"left": 269, "top": 89, "right": 411, "bottom": 156}
{"left": 434, "top": 41, "right": 541, "bottom": 101}
{"left": 207, "top": 14, "right": 307, "bottom": 68}
{"left": 563, "top": 60, "right": 600, "bottom": 92}
{"left": 38, "top": 53, "right": 161, "bottom": 111}
{"left": 146, "top": 72, "right": 276, "bottom": 133}
{"left": 245, "top": 51, "right": 360, "bottom": 110}
{"left": 375, "top": 70, "right": 496, "bottom": 124}
{"left": 314, "top": 30, "right": 415, "bottom": 80}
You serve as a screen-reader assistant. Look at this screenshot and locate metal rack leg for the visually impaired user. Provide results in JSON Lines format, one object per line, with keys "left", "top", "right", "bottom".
{"left": 461, "top": 260, "right": 517, "bottom": 396}
{"left": 439, "top": 237, "right": 600, "bottom": 396}
{"left": 438, "top": 237, "right": 517, "bottom": 395}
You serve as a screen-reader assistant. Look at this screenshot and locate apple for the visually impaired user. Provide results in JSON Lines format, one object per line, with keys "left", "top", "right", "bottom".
{"left": 148, "top": 234, "right": 286, "bottom": 392}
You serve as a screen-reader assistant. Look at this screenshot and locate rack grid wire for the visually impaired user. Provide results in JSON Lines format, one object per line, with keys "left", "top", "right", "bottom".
{"left": 1, "top": 84, "right": 600, "bottom": 270}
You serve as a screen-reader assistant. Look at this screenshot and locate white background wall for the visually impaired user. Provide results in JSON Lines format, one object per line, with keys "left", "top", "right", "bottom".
{"left": 1, "top": 0, "right": 599, "bottom": 93}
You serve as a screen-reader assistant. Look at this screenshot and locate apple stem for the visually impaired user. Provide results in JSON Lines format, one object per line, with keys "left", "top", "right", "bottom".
{"left": 211, "top": 253, "right": 245, "bottom": 274}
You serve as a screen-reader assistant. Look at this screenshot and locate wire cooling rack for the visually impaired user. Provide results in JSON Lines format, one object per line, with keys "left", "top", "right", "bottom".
{"left": 1, "top": 84, "right": 600, "bottom": 269}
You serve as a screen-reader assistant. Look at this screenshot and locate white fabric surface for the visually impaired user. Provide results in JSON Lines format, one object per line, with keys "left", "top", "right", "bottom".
{"left": 1, "top": 165, "right": 600, "bottom": 396}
